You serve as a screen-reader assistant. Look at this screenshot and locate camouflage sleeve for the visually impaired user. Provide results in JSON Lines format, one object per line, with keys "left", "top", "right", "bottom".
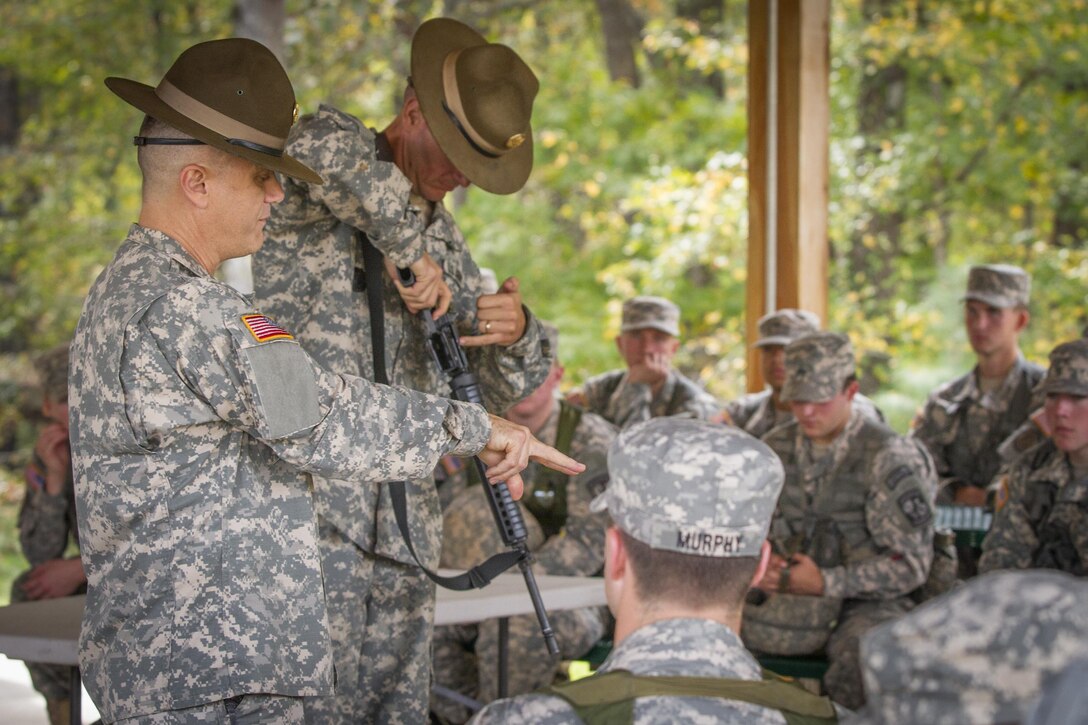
{"left": 578, "top": 372, "right": 619, "bottom": 419}
{"left": 671, "top": 377, "right": 722, "bottom": 421}
{"left": 602, "top": 378, "right": 655, "bottom": 429}
{"left": 141, "top": 281, "right": 490, "bottom": 482}
{"left": 468, "top": 694, "right": 579, "bottom": 724}
{"left": 288, "top": 113, "right": 425, "bottom": 267}
{"left": 532, "top": 444, "right": 611, "bottom": 576}
{"left": 466, "top": 305, "right": 551, "bottom": 413}
{"left": 821, "top": 443, "right": 935, "bottom": 599}
{"left": 17, "top": 470, "right": 73, "bottom": 566}
{"left": 909, "top": 395, "right": 961, "bottom": 495}
{"left": 978, "top": 466, "right": 1036, "bottom": 573}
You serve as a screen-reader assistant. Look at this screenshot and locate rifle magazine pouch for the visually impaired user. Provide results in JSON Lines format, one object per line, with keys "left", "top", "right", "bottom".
{"left": 741, "top": 593, "right": 843, "bottom": 656}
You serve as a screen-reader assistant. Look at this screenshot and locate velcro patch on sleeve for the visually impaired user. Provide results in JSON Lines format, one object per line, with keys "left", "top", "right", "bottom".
{"left": 241, "top": 313, "right": 294, "bottom": 343}
{"left": 994, "top": 475, "right": 1010, "bottom": 512}
{"left": 897, "top": 490, "right": 933, "bottom": 528}
{"left": 885, "top": 465, "right": 914, "bottom": 491}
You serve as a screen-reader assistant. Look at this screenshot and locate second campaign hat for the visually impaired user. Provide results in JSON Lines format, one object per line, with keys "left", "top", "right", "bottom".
{"left": 963, "top": 264, "right": 1031, "bottom": 308}
{"left": 591, "top": 418, "right": 784, "bottom": 558}
{"left": 781, "top": 332, "right": 856, "bottom": 403}
{"left": 105, "top": 38, "right": 321, "bottom": 184}
{"left": 754, "top": 309, "right": 821, "bottom": 348}
{"left": 411, "top": 18, "right": 538, "bottom": 195}
{"left": 1038, "top": 339, "right": 1088, "bottom": 398}
{"left": 620, "top": 296, "right": 681, "bottom": 337}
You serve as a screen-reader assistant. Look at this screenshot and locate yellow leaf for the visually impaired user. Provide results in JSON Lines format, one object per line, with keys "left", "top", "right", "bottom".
{"left": 949, "top": 97, "right": 965, "bottom": 114}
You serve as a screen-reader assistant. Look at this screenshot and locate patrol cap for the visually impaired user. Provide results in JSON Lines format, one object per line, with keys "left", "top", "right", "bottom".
{"left": 780, "top": 332, "right": 855, "bottom": 403}
{"left": 852, "top": 570, "right": 1088, "bottom": 725}
{"left": 540, "top": 321, "right": 559, "bottom": 361}
{"left": 962, "top": 264, "right": 1031, "bottom": 308}
{"left": 620, "top": 296, "right": 681, "bottom": 337}
{"left": 36, "top": 342, "right": 71, "bottom": 403}
{"left": 1038, "top": 339, "right": 1088, "bottom": 397}
{"left": 590, "top": 418, "right": 784, "bottom": 558}
{"left": 753, "top": 309, "right": 821, "bottom": 348}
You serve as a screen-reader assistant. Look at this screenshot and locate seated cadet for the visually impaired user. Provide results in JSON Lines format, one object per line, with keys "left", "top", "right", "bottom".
{"left": 567, "top": 296, "right": 720, "bottom": 429}
{"left": 431, "top": 325, "right": 616, "bottom": 722}
{"left": 471, "top": 418, "right": 840, "bottom": 724}
{"left": 725, "top": 309, "right": 884, "bottom": 438}
{"left": 755, "top": 332, "right": 936, "bottom": 710}
{"left": 911, "top": 264, "right": 1043, "bottom": 509}
{"left": 979, "top": 339, "right": 1088, "bottom": 575}
{"left": 845, "top": 570, "right": 1088, "bottom": 725}
{"left": 12, "top": 343, "right": 86, "bottom": 725}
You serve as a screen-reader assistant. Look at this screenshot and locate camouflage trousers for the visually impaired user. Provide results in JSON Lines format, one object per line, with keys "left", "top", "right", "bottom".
{"left": 10, "top": 570, "right": 75, "bottom": 702}
{"left": 430, "top": 605, "right": 608, "bottom": 723}
{"left": 304, "top": 519, "right": 435, "bottom": 725}
{"left": 824, "top": 597, "right": 914, "bottom": 710}
{"left": 113, "top": 694, "right": 303, "bottom": 724}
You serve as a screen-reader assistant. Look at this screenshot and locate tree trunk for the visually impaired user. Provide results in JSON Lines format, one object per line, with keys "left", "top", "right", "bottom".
{"left": 677, "top": 0, "right": 725, "bottom": 98}
{"left": 0, "top": 67, "right": 19, "bottom": 149}
{"left": 233, "top": 0, "right": 286, "bottom": 64}
{"left": 594, "top": 0, "right": 642, "bottom": 87}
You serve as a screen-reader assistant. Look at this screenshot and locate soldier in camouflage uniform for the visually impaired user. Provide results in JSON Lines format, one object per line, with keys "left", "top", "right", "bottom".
{"left": 725, "top": 309, "right": 884, "bottom": 438}
{"left": 473, "top": 418, "right": 843, "bottom": 724}
{"left": 432, "top": 325, "right": 616, "bottom": 722}
{"left": 756, "top": 332, "right": 936, "bottom": 710}
{"left": 846, "top": 570, "right": 1088, "bottom": 724}
{"left": 11, "top": 343, "right": 85, "bottom": 725}
{"left": 74, "top": 38, "right": 579, "bottom": 724}
{"left": 980, "top": 339, "right": 1088, "bottom": 575}
{"left": 251, "top": 18, "right": 554, "bottom": 724}
{"left": 912, "top": 265, "right": 1043, "bottom": 507}
{"left": 568, "top": 296, "right": 720, "bottom": 429}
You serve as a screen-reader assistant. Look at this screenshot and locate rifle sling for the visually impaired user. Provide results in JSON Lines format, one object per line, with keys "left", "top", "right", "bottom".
{"left": 358, "top": 231, "right": 523, "bottom": 591}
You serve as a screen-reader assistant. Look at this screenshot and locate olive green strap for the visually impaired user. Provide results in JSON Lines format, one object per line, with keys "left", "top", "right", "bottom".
{"left": 542, "top": 668, "right": 838, "bottom": 725}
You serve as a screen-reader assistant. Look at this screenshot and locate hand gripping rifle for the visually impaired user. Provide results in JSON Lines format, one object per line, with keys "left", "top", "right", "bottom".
{"left": 398, "top": 268, "right": 559, "bottom": 657}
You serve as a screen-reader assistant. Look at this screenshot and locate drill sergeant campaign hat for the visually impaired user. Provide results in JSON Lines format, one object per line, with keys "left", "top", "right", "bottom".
{"left": 590, "top": 418, "right": 784, "bottom": 558}
{"left": 1037, "top": 338, "right": 1088, "bottom": 398}
{"left": 620, "top": 296, "right": 681, "bottom": 338}
{"left": 105, "top": 38, "right": 322, "bottom": 184}
{"left": 411, "top": 18, "right": 538, "bottom": 195}
{"left": 753, "top": 309, "right": 821, "bottom": 348}
{"left": 962, "top": 263, "right": 1031, "bottom": 309}
{"left": 780, "top": 332, "right": 856, "bottom": 403}
{"left": 849, "top": 570, "right": 1088, "bottom": 725}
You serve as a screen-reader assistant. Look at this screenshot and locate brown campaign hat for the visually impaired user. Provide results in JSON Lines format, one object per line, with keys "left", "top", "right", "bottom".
{"left": 411, "top": 18, "right": 537, "bottom": 195}
{"left": 105, "top": 38, "right": 322, "bottom": 184}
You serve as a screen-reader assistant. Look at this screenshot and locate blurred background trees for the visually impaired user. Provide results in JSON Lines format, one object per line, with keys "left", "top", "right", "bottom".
{"left": 0, "top": 0, "right": 1085, "bottom": 598}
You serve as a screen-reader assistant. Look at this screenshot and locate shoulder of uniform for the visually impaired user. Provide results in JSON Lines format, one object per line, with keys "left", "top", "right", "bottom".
{"left": 926, "top": 371, "right": 972, "bottom": 401}
{"left": 761, "top": 419, "right": 798, "bottom": 448}
{"left": 1021, "top": 358, "right": 1047, "bottom": 381}
{"left": 584, "top": 369, "right": 625, "bottom": 389}
{"left": 576, "top": 409, "right": 620, "bottom": 441}
{"left": 1025, "top": 438, "right": 1060, "bottom": 469}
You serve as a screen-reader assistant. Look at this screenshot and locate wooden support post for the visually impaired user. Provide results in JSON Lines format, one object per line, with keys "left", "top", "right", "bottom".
{"left": 746, "top": 0, "right": 830, "bottom": 392}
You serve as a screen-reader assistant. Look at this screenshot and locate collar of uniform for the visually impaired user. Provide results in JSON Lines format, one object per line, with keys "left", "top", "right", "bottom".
{"left": 129, "top": 223, "right": 212, "bottom": 279}
{"left": 1025, "top": 443, "right": 1074, "bottom": 485}
{"left": 599, "top": 618, "right": 760, "bottom": 679}
{"left": 969, "top": 353, "right": 1027, "bottom": 409}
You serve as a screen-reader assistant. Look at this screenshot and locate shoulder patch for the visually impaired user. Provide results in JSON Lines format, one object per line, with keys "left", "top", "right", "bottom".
{"left": 241, "top": 313, "right": 294, "bottom": 343}
{"left": 897, "top": 490, "right": 932, "bottom": 528}
{"left": 885, "top": 465, "right": 913, "bottom": 491}
{"left": 994, "top": 474, "right": 1010, "bottom": 512}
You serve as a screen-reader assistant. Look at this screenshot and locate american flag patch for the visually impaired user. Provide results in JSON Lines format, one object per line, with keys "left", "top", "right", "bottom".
{"left": 241, "top": 314, "right": 294, "bottom": 342}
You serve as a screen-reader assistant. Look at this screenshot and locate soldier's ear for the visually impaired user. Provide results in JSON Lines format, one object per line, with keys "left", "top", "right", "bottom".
{"left": 750, "top": 540, "right": 772, "bottom": 589}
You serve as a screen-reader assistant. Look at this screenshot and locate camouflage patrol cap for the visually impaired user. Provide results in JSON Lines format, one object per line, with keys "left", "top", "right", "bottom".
{"left": 1038, "top": 338, "right": 1088, "bottom": 397}
{"left": 540, "top": 321, "right": 559, "bottom": 361}
{"left": 963, "top": 264, "right": 1031, "bottom": 308}
{"left": 35, "top": 342, "right": 71, "bottom": 402}
{"left": 620, "top": 296, "right": 681, "bottom": 337}
{"left": 590, "top": 418, "right": 784, "bottom": 558}
{"left": 851, "top": 570, "right": 1088, "bottom": 725}
{"left": 780, "top": 332, "right": 855, "bottom": 403}
{"left": 754, "top": 309, "right": 821, "bottom": 348}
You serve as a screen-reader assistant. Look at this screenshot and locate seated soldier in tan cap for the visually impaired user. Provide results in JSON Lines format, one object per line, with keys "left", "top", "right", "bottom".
{"left": 725, "top": 309, "right": 884, "bottom": 438}
{"left": 980, "top": 339, "right": 1088, "bottom": 575}
{"left": 568, "top": 296, "right": 720, "bottom": 429}
{"left": 846, "top": 570, "right": 1088, "bottom": 725}
{"left": 251, "top": 18, "right": 557, "bottom": 722}
{"left": 912, "top": 265, "right": 1043, "bottom": 510}
{"left": 76, "top": 37, "right": 580, "bottom": 724}
{"left": 472, "top": 418, "right": 840, "bottom": 724}
{"left": 754, "top": 332, "right": 936, "bottom": 710}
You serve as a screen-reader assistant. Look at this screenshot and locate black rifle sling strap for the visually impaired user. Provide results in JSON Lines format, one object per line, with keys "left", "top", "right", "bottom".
{"left": 358, "top": 231, "right": 521, "bottom": 591}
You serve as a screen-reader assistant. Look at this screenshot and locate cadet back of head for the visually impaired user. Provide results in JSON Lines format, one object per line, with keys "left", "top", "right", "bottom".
{"left": 591, "top": 417, "right": 783, "bottom": 605}
{"left": 852, "top": 570, "right": 1088, "bottom": 725}
{"left": 781, "top": 332, "right": 855, "bottom": 403}
{"left": 1038, "top": 338, "right": 1088, "bottom": 398}
{"left": 620, "top": 296, "right": 681, "bottom": 337}
{"left": 963, "top": 264, "right": 1031, "bottom": 309}
{"left": 754, "top": 309, "right": 821, "bottom": 348}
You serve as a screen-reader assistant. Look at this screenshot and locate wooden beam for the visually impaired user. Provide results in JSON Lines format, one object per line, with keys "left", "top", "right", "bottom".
{"left": 746, "top": 0, "right": 830, "bottom": 392}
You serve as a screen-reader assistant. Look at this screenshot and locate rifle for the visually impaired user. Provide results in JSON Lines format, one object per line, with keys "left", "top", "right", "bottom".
{"left": 399, "top": 268, "right": 559, "bottom": 656}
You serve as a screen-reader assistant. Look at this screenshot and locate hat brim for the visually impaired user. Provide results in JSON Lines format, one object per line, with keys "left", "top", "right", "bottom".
{"left": 411, "top": 19, "right": 532, "bottom": 195}
{"left": 754, "top": 336, "right": 792, "bottom": 349}
{"left": 620, "top": 322, "right": 680, "bottom": 337}
{"left": 961, "top": 292, "right": 1020, "bottom": 309}
{"left": 105, "top": 77, "right": 323, "bottom": 185}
